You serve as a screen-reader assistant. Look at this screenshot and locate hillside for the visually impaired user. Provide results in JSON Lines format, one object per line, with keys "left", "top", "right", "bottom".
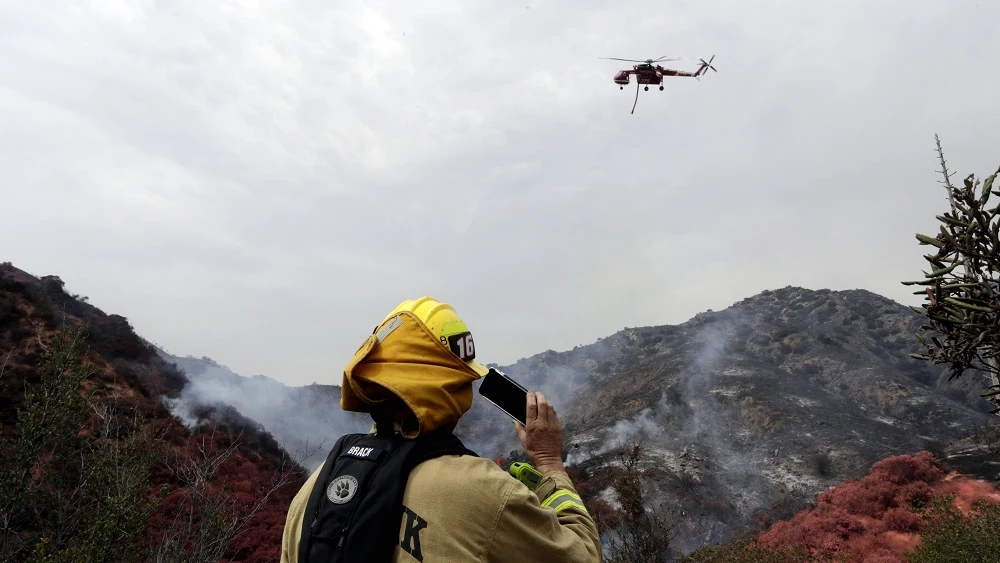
{"left": 0, "top": 263, "right": 306, "bottom": 562}
{"left": 482, "top": 286, "right": 993, "bottom": 555}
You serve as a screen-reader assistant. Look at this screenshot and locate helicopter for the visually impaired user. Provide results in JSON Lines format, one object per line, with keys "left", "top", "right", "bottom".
{"left": 602, "top": 55, "right": 717, "bottom": 113}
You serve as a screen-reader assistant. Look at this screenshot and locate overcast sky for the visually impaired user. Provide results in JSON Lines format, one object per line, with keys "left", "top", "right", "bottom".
{"left": 2, "top": 0, "right": 998, "bottom": 387}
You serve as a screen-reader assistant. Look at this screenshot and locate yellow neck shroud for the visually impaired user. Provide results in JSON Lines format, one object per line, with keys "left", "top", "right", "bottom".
{"left": 340, "top": 311, "right": 482, "bottom": 438}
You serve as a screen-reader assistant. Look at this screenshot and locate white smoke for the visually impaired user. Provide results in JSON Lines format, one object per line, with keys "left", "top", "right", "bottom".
{"left": 565, "top": 407, "right": 661, "bottom": 466}
{"left": 159, "top": 353, "right": 371, "bottom": 471}
{"left": 155, "top": 313, "right": 760, "bottom": 503}
{"left": 159, "top": 351, "right": 543, "bottom": 470}
{"left": 604, "top": 407, "right": 660, "bottom": 449}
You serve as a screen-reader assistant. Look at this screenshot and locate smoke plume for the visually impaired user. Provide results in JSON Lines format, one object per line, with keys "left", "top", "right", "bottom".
{"left": 159, "top": 352, "right": 371, "bottom": 471}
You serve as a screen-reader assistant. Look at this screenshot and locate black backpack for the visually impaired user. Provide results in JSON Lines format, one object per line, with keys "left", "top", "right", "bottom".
{"left": 298, "top": 423, "right": 478, "bottom": 563}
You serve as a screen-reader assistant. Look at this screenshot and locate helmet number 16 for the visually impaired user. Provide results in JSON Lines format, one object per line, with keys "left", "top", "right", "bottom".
{"left": 448, "top": 332, "right": 476, "bottom": 361}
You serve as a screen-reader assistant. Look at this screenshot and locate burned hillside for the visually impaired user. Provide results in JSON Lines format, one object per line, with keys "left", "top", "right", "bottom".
{"left": 456, "top": 286, "right": 993, "bottom": 555}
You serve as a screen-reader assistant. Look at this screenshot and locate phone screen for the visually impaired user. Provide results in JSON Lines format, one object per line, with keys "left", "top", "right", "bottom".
{"left": 478, "top": 368, "right": 528, "bottom": 425}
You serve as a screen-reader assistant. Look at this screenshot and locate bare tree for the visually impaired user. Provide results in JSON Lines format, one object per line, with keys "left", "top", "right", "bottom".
{"left": 152, "top": 428, "right": 298, "bottom": 563}
{"left": 0, "top": 349, "right": 11, "bottom": 380}
{"left": 604, "top": 441, "right": 674, "bottom": 563}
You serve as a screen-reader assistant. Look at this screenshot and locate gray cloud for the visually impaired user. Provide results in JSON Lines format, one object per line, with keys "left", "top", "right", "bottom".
{"left": 2, "top": 0, "right": 998, "bottom": 385}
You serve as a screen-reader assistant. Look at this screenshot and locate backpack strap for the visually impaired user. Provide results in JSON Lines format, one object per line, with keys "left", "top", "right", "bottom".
{"left": 343, "top": 428, "right": 478, "bottom": 562}
{"left": 298, "top": 433, "right": 353, "bottom": 563}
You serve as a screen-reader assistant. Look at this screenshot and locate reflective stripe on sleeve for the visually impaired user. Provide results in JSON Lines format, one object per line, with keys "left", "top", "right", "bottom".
{"left": 541, "top": 489, "right": 588, "bottom": 514}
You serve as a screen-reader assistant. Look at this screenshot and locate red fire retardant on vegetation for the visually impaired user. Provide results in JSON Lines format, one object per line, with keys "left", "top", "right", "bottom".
{"left": 753, "top": 451, "right": 1000, "bottom": 563}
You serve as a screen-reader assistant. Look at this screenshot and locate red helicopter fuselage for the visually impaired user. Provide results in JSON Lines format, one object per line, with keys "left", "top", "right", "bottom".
{"left": 613, "top": 62, "right": 705, "bottom": 86}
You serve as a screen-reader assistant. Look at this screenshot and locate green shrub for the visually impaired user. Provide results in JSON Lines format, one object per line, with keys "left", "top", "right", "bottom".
{"left": 0, "top": 329, "right": 157, "bottom": 562}
{"left": 679, "top": 534, "right": 821, "bottom": 563}
{"left": 907, "top": 495, "right": 1000, "bottom": 563}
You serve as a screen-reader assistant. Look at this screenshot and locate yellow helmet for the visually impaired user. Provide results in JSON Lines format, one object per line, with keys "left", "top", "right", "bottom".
{"left": 382, "top": 296, "right": 489, "bottom": 376}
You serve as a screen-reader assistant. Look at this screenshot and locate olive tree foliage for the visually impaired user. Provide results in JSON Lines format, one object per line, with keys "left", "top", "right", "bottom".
{"left": 903, "top": 135, "right": 1000, "bottom": 413}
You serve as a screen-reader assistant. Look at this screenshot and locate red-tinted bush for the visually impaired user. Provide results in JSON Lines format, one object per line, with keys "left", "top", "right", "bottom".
{"left": 869, "top": 451, "right": 944, "bottom": 486}
{"left": 882, "top": 506, "right": 918, "bottom": 533}
{"left": 754, "top": 452, "right": 1000, "bottom": 562}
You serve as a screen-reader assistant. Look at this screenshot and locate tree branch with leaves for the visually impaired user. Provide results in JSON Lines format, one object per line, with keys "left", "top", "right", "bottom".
{"left": 903, "top": 135, "right": 1000, "bottom": 412}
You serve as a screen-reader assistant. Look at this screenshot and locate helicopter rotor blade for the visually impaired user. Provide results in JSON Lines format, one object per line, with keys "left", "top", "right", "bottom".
{"left": 602, "top": 56, "right": 693, "bottom": 64}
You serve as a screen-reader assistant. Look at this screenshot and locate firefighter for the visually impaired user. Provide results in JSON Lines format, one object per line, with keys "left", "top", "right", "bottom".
{"left": 280, "top": 296, "right": 602, "bottom": 562}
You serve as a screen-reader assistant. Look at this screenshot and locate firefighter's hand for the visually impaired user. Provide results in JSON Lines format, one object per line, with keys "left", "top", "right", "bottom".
{"left": 514, "top": 391, "right": 565, "bottom": 474}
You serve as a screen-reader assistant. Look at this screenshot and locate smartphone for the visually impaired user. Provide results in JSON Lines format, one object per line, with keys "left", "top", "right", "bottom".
{"left": 478, "top": 368, "right": 528, "bottom": 425}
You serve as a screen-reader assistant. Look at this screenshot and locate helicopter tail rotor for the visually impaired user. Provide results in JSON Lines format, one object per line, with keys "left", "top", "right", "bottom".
{"left": 697, "top": 55, "right": 717, "bottom": 78}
